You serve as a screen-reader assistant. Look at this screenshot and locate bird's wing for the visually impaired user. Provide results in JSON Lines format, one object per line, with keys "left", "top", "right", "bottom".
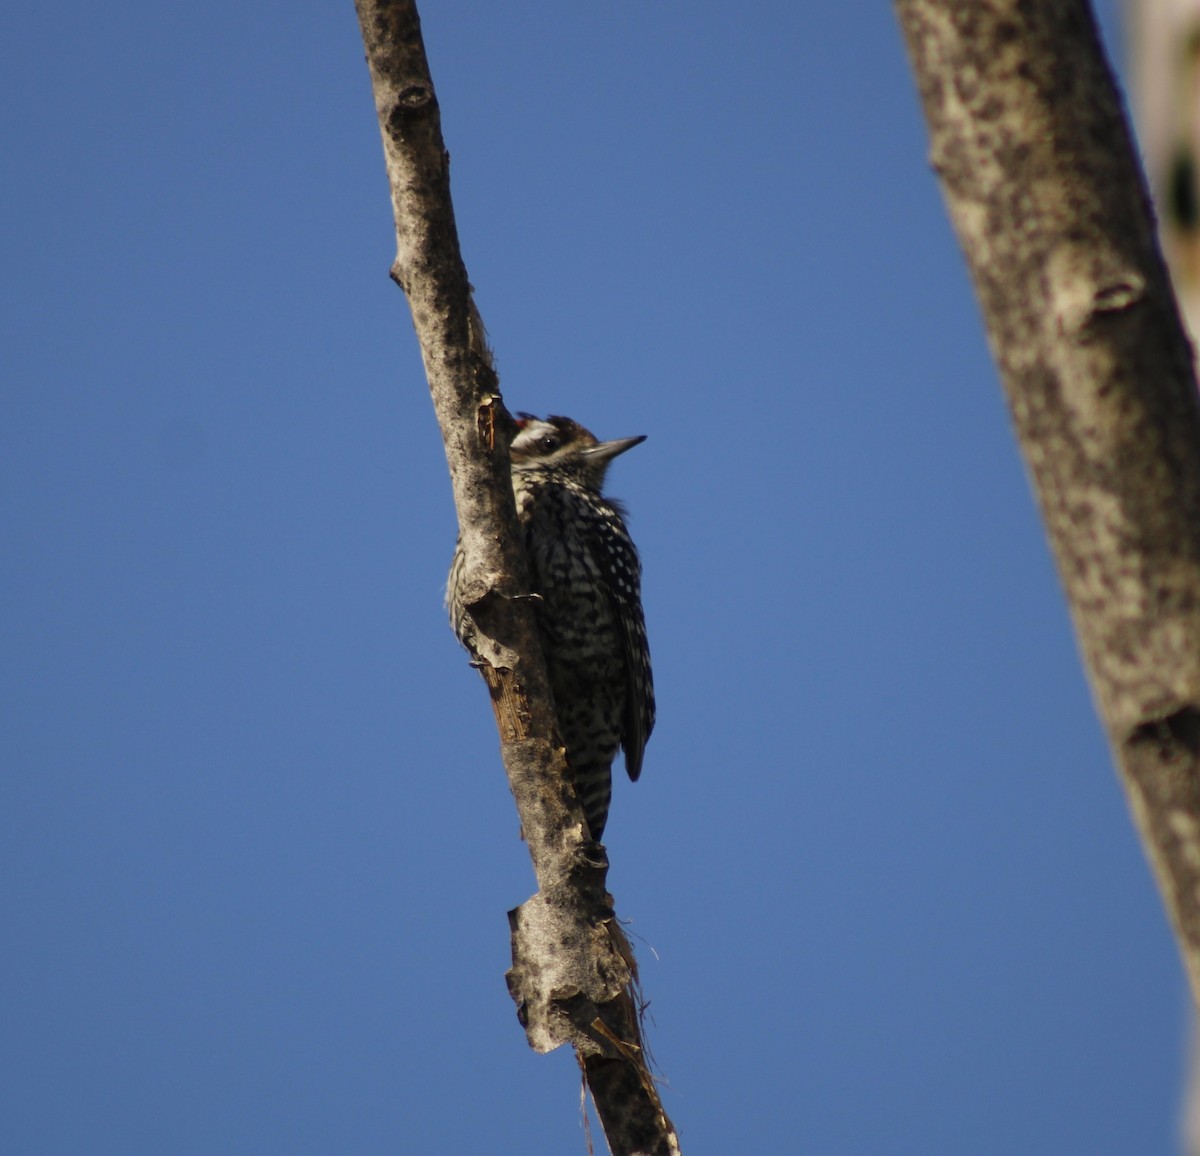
{"left": 590, "top": 503, "right": 655, "bottom": 781}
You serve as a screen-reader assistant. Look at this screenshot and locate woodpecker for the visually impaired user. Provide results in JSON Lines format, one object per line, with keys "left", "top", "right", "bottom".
{"left": 448, "top": 414, "right": 654, "bottom": 841}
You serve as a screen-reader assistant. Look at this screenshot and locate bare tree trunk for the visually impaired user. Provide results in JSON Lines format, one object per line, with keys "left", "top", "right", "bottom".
{"left": 352, "top": 2, "right": 680, "bottom": 1152}
{"left": 894, "top": 0, "right": 1200, "bottom": 1003}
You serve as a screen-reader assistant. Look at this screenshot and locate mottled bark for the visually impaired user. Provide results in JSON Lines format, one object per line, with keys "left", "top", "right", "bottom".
{"left": 895, "top": 0, "right": 1200, "bottom": 999}
{"left": 353, "top": 1, "right": 679, "bottom": 1150}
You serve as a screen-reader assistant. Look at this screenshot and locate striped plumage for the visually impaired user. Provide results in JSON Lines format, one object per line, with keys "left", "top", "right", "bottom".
{"left": 448, "top": 414, "right": 654, "bottom": 841}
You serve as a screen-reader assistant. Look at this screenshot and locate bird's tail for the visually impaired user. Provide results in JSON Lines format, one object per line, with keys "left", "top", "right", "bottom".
{"left": 573, "top": 763, "right": 613, "bottom": 842}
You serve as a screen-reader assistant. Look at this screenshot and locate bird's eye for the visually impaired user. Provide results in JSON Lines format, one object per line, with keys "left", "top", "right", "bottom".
{"left": 540, "top": 435, "right": 558, "bottom": 451}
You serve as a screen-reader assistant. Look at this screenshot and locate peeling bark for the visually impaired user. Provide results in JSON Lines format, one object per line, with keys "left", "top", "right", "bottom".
{"left": 353, "top": 2, "right": 680, "bottom": 1150}
{"left": 896, "top": 0, "right": 1200, "bottom": 999}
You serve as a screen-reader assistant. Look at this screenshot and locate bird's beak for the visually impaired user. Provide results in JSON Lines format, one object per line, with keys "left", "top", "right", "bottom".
{"left": 581, "top": 435, "right": 647, "bottom": 464}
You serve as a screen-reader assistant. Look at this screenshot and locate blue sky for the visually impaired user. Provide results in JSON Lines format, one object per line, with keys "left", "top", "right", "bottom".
{"left": 1, "top": 2, "right": 1184, "bottom": 1153}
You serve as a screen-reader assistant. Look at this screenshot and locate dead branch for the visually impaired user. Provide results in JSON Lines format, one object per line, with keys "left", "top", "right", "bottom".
{"left": 353, "top": 2, "right": 681, "bottom": 1150}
